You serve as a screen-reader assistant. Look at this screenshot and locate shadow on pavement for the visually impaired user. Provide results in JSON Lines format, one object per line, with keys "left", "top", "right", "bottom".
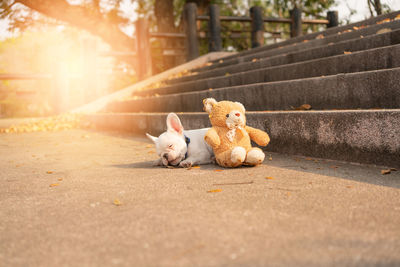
{"left": 265, "top": 152, "right": 400, "bottom": 189}
{"left": 111, "top": 161, "right": 155, "bottom": 169}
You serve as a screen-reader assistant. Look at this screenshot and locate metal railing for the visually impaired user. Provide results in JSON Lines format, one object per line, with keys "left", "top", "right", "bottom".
{"left": 134, "top": 3, "right": 338, "bottom": 80}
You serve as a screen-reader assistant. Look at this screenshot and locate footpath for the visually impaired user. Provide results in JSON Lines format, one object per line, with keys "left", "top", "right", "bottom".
{"left": 1, "top": 129, "right": 399, "bottom": 266}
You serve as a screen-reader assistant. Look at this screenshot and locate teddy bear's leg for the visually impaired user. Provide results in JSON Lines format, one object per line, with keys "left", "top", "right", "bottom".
{"left": 231, "top": 146, "right": 246, "bottom": 166}
{"left": 215, "top": 147, "right": 246, "bottom": 167}
{"left": 245, "top": 147, "right": 265, "bottom": 166}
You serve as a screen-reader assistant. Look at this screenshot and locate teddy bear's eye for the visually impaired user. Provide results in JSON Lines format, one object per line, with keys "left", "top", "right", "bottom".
{"left": 226, "top": 114, "right": 229, "bottom": 118}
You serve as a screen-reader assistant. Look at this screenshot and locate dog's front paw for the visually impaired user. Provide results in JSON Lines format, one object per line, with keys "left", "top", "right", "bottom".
{"left": 179, "top": 160, "right": 193, "bottom": 168}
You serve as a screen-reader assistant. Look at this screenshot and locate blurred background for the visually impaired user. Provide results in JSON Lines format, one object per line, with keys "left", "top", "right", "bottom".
{"left": 0, "top": 0, "right": 399, "bottom": 118}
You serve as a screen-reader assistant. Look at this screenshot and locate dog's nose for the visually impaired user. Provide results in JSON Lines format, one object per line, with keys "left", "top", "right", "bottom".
{"left": 235, "top": 113, "right": 240, "bottom": 117}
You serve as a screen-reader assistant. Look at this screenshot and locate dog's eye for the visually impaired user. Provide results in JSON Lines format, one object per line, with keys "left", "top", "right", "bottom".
{"left": 226, "top": 114, "right": 229, "bottom": 118}
{"left": 168, "top": 144, "right": 174, "bottom": 149}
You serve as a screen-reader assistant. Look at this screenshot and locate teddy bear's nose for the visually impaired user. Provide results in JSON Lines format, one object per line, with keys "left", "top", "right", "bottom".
{"left": 235, "top": 113, "right": 240, "bottom": 117}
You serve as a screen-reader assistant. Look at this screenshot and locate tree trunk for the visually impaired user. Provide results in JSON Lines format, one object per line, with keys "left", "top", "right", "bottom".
{"left": 373, "top": 0, "right": 382, "bottom": 15}
{"left": 154, "top": 0, "right": 178, "bottom": 73}
{"left": 367, "top": 0, "right": 374, "bottom": 16}
{"left": 155, "top": 0, "right": 175, "bottom": 32}
{"left": 187, "top": 0, "right": 211, "bottom": 15}
{"left": 368, "top": 0, "right": 383, "bottom": 16}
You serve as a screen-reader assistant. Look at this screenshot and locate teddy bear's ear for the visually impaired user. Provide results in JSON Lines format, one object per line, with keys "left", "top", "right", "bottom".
{"left": 203, "top": 98, "right": 217, "bottom": 114}
{"left": 235, "top": 102, "right": 246, "bottom": 113}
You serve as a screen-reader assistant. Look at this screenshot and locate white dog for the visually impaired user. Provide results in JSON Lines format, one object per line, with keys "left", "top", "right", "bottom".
{"left": 146, "top": 113, "right": 214, "bottom": 168}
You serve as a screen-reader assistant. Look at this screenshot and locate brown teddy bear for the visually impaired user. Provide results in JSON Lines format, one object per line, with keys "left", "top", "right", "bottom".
{"left": 203, "top": 98, "right": 270, "bottom": 168}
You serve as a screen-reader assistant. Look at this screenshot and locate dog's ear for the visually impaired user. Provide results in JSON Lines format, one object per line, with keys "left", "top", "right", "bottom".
{"left": 166, "top": 113, "right": 184, "bottom": 135}
{"left": 146, "top": 133, "right": 158, "bottom": 144}
{"left": 203, "top": 98, "right": 217, "bottom": 114}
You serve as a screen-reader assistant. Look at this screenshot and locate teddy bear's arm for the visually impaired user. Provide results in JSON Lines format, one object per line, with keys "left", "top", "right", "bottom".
{"left": 245, "top": 126, "right": 270, "bottom": 147}
{"left": 204, "top": 128, "right": 221, "bottom": 148}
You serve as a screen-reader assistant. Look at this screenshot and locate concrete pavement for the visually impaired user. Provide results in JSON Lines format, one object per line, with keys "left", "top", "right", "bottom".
{"left": 1, "top": 129, "right": 399, "bottom": 266}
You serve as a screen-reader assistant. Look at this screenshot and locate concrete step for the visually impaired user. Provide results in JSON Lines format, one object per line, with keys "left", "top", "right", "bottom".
{"left": 106, "top": 68, "right": 400, "bottom": 113}
{"left": 200, "top": 11, "right": 400, "bottom": 71}
{"left": 133, "top": 43, "right": 400, "bottom": 97}
{"left": 83, "top": 110, "right": 400, "bottom": 168}
{"left": 167, "top": 28, "right": 400, "bottom": 85}
{"left": 193, "top": 19, "right": 400, "bottom": 75}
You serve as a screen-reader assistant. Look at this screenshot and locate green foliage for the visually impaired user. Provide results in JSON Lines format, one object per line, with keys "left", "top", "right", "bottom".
{"left": 0, "top": 0, "right": 337, "bottom": 82}
{"left": 0, "top": 0, "right": 336, "bottom": 55}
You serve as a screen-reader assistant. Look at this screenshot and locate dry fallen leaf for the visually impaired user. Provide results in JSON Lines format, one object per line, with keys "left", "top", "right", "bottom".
{"left": 377, "top": 18, "right": 391, "bottom": 24}
{"left": 58, "top": 178, "right": 63, "bottom": 181}
{"left": 207, "top": 189, "right": 222, "bottom": 193}
{"left": 206, "top": 62, "right": 213, "bottom": 66}
{"left": 252, "top": 58, "right": 258, "bottom": 62}
{"left": 376, "top": 28, "right": 392, "bottom": 34}
{"left": 113, "top": 199, "right": 122, "bottom": 206}
{"left": 381, "top": 169, "right": 391, "bottom": 175}
{"left": 390, "top": 168, "right": 397, "bottom": 171}
{"left": 395, "top": 14, "right": 400, "bottom": 21}
{"left": 292, "top": 104, "right": 312, "bottom": 110}
{"left": 214, "top": 169, "right": 223, "bottom": 172}
{"left": 147, "top": 151, "right": 155, "bottom": 154}
{"left": 49, "top": 183, "right": 59, "bottom": 187}
{"left": 265, "top": 177, "right": 274, "bottom": 180}
{"left": 46, "top": 171, "right": 53, "bottom": 174}
{"left": 192, "top": 166, "right": 200, "bottom": 169}
{"left": 219, "top": 59, "right": 224, "bottom": 63}
{"left": 208, "top": 88, "right": 213, "bottom": 91}
{"left": 225, "top": 72, "right": 230, "bottom": 76}
{"left": 145, "top": 144, "right": 153, "bottom": 148}
{"left": 344, "top": 51, "right": 352, "bottom": 55}
{"left": 316, "top": 34, "right": 324, "bottom": 39}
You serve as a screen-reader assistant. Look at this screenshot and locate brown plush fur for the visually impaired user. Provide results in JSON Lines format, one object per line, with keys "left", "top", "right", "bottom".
{"left": 203, "top": 98, "right": 270, "bottom": 168}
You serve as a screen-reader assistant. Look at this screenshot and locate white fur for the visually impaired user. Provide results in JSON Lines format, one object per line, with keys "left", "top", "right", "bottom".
{"left": 146, "top": 113, "right": 214, "bottom": 167}
{"left": 245, "top": 148, "right": 265, "bottom": 165}
{"left": 203, "top": 98, "right": 217, "bottom": 113}
{"left": 231, "top": 146, "right": 246, "bottom": 164}
{"left": 226, "top": 109, "right": 245, "bottom": 128}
